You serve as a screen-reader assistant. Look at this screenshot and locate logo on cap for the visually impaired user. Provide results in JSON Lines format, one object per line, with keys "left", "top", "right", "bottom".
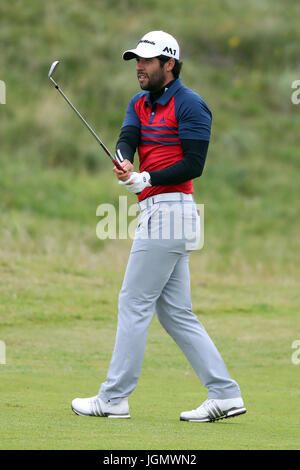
{"left": 163, "top": 46, "right": 177, "bottom": 56}
{"left": 138, "top": 39, "right": 156, "bottom": 46}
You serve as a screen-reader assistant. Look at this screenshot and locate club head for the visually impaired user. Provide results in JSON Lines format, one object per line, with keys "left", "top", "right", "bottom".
{"left": 48, "top": 60, "right": 60, "bottom": 78}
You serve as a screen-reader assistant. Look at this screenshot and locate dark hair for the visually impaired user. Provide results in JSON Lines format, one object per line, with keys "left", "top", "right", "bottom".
{"left": 157, "top": 55, "right": 183, "bottom": 79}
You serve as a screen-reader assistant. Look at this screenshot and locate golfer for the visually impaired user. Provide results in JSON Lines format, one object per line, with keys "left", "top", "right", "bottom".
{"left": 72, "top": 31, "right": 246, "bottom": 422}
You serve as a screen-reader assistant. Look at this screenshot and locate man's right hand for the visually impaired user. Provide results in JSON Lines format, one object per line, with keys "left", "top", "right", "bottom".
{"left": 113, "top": 158, "right": 134, "bottom": 182}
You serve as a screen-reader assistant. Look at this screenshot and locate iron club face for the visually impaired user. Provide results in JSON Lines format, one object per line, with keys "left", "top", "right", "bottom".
{"left": 48, "top": 60, "right": 60, "bottom": 78}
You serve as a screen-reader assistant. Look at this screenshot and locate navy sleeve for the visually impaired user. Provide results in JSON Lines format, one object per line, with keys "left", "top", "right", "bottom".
{"left": 149, "top": 139, "right": 209, "bottom": 186}
{"left": 176, "top": 89, "right": 212, "bottom": 141}
{"left": 115, "top": 126, "right": 139, "bottom": 163}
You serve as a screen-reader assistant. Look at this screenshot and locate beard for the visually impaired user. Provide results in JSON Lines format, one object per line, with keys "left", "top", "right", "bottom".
{"left": 138, "top": 68, "right": 166, "bottom": 92}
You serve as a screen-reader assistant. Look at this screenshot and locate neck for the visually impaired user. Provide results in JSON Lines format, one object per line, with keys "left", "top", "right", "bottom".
{"left": 149, "top": 79, "right": 176, "bottom": 104}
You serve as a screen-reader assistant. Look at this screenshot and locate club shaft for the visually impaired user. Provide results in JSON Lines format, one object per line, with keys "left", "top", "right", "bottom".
{"left": 50, "top": 77, "right": 124, "bottom": 171}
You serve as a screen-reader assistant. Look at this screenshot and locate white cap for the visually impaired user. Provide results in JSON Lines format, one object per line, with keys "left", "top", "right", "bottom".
{"left": 123, "top": 31, "right": 180, "bottom": 61}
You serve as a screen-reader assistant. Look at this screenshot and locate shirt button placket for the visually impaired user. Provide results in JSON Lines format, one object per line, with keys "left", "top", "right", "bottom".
{"left": 149, "top": 105, "right": 156, "bottom": 124}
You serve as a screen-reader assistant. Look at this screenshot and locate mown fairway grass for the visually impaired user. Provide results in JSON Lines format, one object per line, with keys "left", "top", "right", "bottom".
{"left": 0, "top": 239, "right": 299, "bottom": 450}
{"left": 1, "top": 0, "right": 300, "bottom": 450}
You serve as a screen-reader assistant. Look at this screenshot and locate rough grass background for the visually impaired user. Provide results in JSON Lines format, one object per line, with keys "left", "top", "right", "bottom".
{"left": 0, "top": 0, "right": 300, "bottom": 450}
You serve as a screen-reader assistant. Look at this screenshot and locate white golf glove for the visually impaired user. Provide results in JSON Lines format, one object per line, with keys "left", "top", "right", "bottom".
{"left": 119, "top": 171, "right": 152, "bottom": 194}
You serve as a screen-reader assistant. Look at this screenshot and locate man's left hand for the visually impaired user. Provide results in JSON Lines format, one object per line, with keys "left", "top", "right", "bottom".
{"left": 119, "top": 171, "right": 152, "bottom": 193}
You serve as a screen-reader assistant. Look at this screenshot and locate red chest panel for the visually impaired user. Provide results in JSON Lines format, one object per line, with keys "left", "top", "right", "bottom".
{"left": 134, "top": 96, "right": 193, "bottom": 200}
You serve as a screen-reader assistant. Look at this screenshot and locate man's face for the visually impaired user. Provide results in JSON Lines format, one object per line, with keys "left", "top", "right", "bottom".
{"left": 136, "top": 57, "right": 168, "bottom": 92}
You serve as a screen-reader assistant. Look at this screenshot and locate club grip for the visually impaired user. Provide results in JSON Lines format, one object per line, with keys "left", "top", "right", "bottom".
{"left": 113, "top": 158, "right": 125, "bottom": 172}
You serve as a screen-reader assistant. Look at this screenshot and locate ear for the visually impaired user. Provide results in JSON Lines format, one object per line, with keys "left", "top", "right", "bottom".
{"left": 165, "top": 58, "right": 175, "bottom": 72}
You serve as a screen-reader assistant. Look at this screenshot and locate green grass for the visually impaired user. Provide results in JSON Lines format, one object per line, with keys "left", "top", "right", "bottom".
{"left": 0, "top": 243, "right": 299, "bottom": 450}
{"left": 1, "top": 0, "right": 300, "bottom": 450}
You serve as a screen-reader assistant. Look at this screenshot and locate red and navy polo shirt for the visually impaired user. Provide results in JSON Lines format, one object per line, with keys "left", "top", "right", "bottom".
{"left": 122, "top": 78, "right": 212, "bottom": 201}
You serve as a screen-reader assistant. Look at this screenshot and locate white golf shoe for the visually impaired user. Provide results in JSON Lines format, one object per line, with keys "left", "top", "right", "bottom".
{"left": 71, "top": 395, "right": 130, "bottom": 418}
{"left": 180, "top": 397, "right": 247, "bottom": 422}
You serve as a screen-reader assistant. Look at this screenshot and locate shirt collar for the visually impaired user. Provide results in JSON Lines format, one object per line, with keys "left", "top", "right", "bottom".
{"left": 144, "top": 78, "right": 183, "bottom": 106}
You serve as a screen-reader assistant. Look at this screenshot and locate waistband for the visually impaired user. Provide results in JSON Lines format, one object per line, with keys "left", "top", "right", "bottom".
{"left": 138, "top": 192, "right": 194, "bottom": 211}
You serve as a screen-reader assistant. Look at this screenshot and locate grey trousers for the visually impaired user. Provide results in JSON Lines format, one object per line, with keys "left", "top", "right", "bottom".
{"left": 99, "top": 194, "right": 241, "bottom": 403}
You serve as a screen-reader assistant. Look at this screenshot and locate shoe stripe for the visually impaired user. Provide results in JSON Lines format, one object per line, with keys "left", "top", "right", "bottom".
{"left": 213, "top": 403, "right": 224, "bottom": 418}
{"left": 91, "top": 398, "right": 103, "bottom": 416}
{"left": 208, "top": 409, "right": 216, "bottom": 420}
{"left": 96, "top": 399, "right": 103, "bottom": 416}
{"left": 91, "top": 400, "right": 97, "bottom": 416}
{"left": 209, "top": 403, "right": 218, "bottom": 419}
{"left": 204, "top": 401, "right": 224, "bottom": 421}
{"left": 204, "top": 402, "right": 217, "bottom": 420}
{"left": 92, "top": 400, "right": 98, "bottom": 416}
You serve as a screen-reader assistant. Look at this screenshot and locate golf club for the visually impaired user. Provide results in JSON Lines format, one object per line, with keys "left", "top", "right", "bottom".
{"left": 48, "top": 60, "right": 124, "bottom": 172}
